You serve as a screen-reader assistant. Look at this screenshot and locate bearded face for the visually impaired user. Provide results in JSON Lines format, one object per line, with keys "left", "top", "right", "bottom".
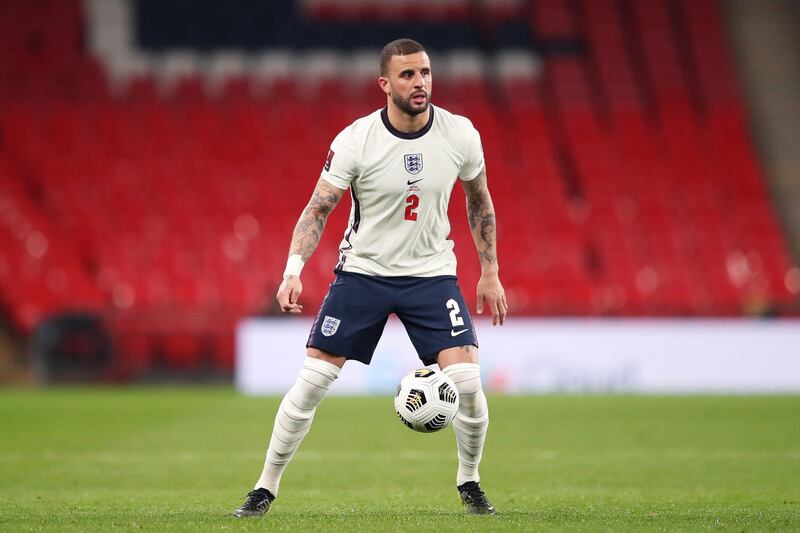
{"left": 380, "top": 52, "right": 433, "bottom": 118}
{"left": 390, "top": 84, "right": 431, "bottom": 116}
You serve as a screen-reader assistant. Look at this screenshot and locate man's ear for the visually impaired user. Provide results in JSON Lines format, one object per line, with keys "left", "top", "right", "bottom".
{"left": 378, "top": 76, "right": 391, "bottom": 96}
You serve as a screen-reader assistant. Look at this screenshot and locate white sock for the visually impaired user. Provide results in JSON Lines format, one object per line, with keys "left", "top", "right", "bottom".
{"left": 255, "top": 356, "right": 340, "bottom": 495}
{"left": 443, "top": 362, "right": 489, "bottom": 486}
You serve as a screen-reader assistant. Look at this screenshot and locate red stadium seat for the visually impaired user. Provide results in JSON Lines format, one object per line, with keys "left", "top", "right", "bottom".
{"left": 0, "top": 0, "right": 796, "bottom": 377}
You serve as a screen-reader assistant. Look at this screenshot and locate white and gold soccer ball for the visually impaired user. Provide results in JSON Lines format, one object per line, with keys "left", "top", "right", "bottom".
{"left": 394, "top": 368, "right": 459, "bottom": 433}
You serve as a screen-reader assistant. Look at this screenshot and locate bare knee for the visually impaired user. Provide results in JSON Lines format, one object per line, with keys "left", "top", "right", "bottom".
{"left": 307, "top": 347, "right": 347, "bottom": 368}
{"left": 437, "top": 345, "right": 479, "bottom": 369}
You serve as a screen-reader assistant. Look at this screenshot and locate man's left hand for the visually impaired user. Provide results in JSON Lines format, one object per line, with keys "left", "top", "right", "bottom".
{"left": 476, "top": 273, "right": 507, "bottom": 326}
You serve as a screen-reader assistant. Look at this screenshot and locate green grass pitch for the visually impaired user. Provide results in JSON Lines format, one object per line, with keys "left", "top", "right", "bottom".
{"left": 1, "top": 388, "right": 799, "bottom": 531}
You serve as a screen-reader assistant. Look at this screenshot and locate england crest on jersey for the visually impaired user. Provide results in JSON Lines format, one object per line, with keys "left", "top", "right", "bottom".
{"left": 404, "top": 153, "right": 423, "bottom": 174}
{"left": 321, "top": 315, "right": 341, "bottom": 336}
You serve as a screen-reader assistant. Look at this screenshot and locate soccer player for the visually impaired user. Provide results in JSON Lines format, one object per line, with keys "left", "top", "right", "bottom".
{"left": 234, "top": 38, "right": 507, "bottom": 517}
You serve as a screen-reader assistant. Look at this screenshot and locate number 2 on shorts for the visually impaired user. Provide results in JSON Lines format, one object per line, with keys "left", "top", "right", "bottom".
{"left": 446, "top": 299, "right": 465, "bottom": 327}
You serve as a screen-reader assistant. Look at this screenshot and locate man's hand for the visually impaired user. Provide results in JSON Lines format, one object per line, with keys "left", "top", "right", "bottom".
{"left": 476, "top": 273, "right": 507, "bottom": 326}
{"left": 276, "top": 276, "right": 303, "bottom": 313}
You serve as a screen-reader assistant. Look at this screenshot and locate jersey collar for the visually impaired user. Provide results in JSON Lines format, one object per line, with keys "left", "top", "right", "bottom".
{"left": 381, "top": 105, "right": 435, "bottom": 140}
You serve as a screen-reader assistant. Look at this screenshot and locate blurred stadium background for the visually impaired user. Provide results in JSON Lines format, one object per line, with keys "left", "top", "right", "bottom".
{"left": 0, "top": 0, "right": 799, "bottom": 386}
{"left": 2, "top": 1, "right": 800, "bottom": 530}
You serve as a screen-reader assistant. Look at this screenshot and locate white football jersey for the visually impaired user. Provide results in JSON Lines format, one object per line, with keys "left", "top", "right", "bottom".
{"left": 320, "top": 104, "right": 485, "bottom": 277}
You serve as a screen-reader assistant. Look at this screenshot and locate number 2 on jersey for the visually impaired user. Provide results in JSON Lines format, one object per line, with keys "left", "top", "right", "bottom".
{"left": 404, "top": 194, "right": 419, "bottom": 221}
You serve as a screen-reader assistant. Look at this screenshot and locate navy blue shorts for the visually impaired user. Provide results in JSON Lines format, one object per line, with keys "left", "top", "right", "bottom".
{"left": 307, "top": 270, "right": 478, "bottom": 366}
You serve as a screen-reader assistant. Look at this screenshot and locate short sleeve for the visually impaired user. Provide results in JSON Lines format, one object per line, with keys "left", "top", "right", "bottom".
{"left": 320, "top": 127, "right": 358, "bottom": 190}
{"left": 459, "top": 120, "right": 485, "bottom": 181}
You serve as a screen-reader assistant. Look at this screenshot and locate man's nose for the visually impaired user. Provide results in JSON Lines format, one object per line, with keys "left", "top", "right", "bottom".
{"left": 413, "top": 73, "right": 426, "bottom": 88}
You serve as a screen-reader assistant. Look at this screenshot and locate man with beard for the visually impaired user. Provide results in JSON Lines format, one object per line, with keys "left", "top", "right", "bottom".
{"left": 234, "top": 38, "right": 506, "bottom": 518}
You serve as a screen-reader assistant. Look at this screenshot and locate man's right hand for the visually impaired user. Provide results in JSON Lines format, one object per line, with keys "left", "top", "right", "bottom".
{"left": 276, "top": 276, "right": 303, "bottom": 313}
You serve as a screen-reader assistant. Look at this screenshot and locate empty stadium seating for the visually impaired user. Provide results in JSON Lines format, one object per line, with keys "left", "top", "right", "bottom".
{"left": 0, "top": 0, "right": 797, "bottom": 376}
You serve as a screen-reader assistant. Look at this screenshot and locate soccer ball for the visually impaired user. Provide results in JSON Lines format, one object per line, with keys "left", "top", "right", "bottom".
{"left": 394, "top": 368, "right": 459, "bottom": 433}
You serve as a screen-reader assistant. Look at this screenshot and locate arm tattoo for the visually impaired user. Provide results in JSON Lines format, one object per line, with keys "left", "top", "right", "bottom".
{"left": 463, "top": 170, "right": 498, "bottom": 271}
{"left": 289, "top": 179, "right": 344, "bottom": 262}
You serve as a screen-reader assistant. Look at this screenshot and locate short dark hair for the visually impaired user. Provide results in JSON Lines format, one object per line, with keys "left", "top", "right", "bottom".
{"left": 379, "top": 38, "right": 426, "bottom": 76}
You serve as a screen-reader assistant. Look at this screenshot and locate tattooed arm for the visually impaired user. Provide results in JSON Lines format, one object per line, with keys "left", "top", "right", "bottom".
{"left": 276, "top": 178, "right": 346, "bottom": 313}
{"left": 289, "top": 179, "right": 346, "bottom": 262}
{"left": 462, "top": 169, "right": 508, "bottom": 325}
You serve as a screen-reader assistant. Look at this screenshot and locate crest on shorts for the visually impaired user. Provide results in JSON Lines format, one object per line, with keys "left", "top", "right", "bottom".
{"left": 404, "top": 153, "right": 423, "bottom": 175}
{"left": 321, "top": 315, "right": 341, "bottom": 337}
